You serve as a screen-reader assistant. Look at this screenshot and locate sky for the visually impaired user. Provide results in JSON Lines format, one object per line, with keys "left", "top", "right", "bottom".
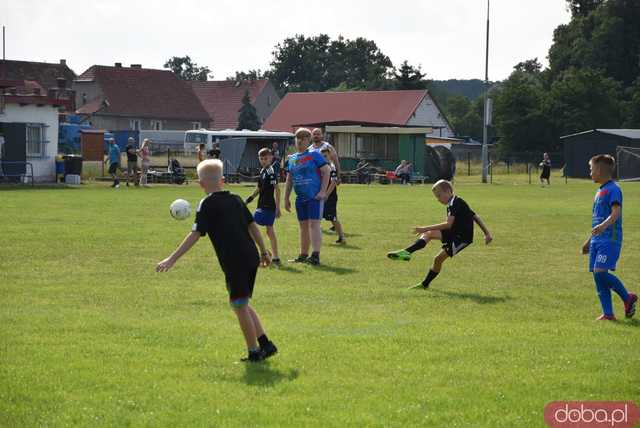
{"left": 2, "top": 0, "right": 571, "bottom": 82}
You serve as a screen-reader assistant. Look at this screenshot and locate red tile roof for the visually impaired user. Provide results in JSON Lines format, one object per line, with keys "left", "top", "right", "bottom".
{"left": 0, "top": 59, "right": 76, "bottom": 89}
{"left": 189, "top": 80, "right": 269, "bottom": 129}
{"left": 0, "top": 79, "right": 44, "bottom": 94}
{"left": 75, "top": 65, "right": 210, "bottom": 121}
{"left": 263, "top": 90, "right": 428, "bottom": 132}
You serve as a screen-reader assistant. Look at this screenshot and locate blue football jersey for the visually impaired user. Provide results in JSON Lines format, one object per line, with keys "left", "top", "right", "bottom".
{"left": 285, "top": 150, "right": 327, "bottom": 201}
{"left": 592, "top": 180, "right": 623, "bottom": 244}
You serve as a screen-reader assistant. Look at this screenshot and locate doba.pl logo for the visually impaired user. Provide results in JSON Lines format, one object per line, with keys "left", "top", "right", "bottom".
{"left": 545, "top": 401, "right": 640, "bottom": 427}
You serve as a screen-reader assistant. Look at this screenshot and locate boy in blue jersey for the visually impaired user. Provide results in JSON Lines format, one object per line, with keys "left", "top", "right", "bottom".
{"left": 284, "top": 128, "right": 331, "bottom": 265}
{"left": 105, "top": 138, "right": 121, "bottom": 188}
{"left": 581, "top": 155, "right": 637, "bottom": 320}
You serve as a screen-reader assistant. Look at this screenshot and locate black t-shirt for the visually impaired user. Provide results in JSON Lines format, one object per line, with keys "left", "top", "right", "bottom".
{"left": 126, "top": 144, "right": 138, "bottom": 162}
{"left": 193, "top": 191, "right": 259, "bottom": 273}
{"left": 447, "top": 196, "right": 476, "bottom": 243}
{"left": 327, "top": 164, "right": 338, "bottom": 203}
{"left": 258, "top": 165, "right": 278, "bottom": 210}
{"left": 208, "top": 148, "right": 221, "bottom": 159}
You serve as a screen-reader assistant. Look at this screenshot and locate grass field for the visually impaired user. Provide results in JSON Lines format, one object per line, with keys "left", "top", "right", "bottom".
{"left": 1, "top": 174, "right": 639, "bottom": 427}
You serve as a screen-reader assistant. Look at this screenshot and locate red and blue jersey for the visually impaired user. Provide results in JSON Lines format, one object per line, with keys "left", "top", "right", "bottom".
{"left": 592, "top": 180, "right": 623, "bottom": 244}
{"left": 285, "top": 150, "right": 327, "bottom": 201}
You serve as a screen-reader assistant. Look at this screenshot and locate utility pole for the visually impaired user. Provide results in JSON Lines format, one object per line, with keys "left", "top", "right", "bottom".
{"left": 481, "top": 0, "right": 490, "bottom": 183}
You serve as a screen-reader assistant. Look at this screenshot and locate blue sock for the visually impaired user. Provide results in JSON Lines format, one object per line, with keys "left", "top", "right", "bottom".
{"left": 593, "top": 272, "right": 614, "bottom": 316}
{"left": 605, "top": 272, "right": 629, "bottom": 303}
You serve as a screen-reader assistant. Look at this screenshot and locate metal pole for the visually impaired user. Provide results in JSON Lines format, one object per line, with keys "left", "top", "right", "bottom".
{"left": 481, "top": 0, "right": 490, "bottom": 183}
{"left": 467, "top": 152, "right": 471, "bottom": 176}
{"left": 2, "top": 26, "right": 5, "bottom": 61}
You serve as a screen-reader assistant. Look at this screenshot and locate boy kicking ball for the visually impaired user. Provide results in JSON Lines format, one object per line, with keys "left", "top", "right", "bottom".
{"left": 245, "top": 148, "right": 282, "bottom": 265}
{"left": 387, "top": 179, "right": 492, "bottom": 289}
{"left": 156, "top": 159, "right": 278, "bottom": 362}
{"left": 581, "top": 155, "right": 636, "bottom": 321}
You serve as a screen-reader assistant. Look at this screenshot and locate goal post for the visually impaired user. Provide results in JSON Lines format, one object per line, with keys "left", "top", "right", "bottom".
{"left": 616, "top": 146, "right": 640, "bottom": 182}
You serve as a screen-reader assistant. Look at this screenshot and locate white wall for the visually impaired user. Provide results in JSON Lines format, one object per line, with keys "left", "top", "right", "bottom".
{"left": 1, "top": 103, "right": 59, "bottom": 182}
{"left": 406, "top": 93, "right": 455, "bottom": 138}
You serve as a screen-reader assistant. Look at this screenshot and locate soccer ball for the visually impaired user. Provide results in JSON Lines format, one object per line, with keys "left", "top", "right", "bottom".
{"left": 170, "top": 199, "right": 191, "bottom": 220}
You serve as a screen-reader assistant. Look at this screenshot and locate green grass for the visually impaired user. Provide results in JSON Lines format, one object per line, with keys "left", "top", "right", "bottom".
{"left": 1, "top": 173, "right": 639, "bottom": 427}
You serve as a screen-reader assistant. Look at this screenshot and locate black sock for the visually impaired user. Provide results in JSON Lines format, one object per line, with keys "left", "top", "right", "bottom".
{"left": 405, "top": 238, "right": 427, "bottom": 253}
{"left": 258, "top": 334, "right": 270, "bottom": 348}
{"left": 422, "top": 269, "right": 439, "bottom": 288}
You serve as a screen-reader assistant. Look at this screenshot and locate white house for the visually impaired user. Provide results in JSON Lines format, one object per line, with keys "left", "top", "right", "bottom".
{"left": 0, "top": 86, "right": 61, "bottom": 183}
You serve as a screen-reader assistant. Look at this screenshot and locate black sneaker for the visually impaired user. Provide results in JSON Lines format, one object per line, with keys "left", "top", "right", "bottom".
{"left": 335, "top": 237, "right": 346, "bottom": 245}
{"left": 261, "top": 341, "right": 278, "bottom": 359}
{"left": 288, "top": 255, "right": 308, "bottom": 263}
{"left": 241, "top": 349, "right": 265, "bottom": 363}
{"left": 272, "top": 258, "right": 281, "bottom": 266}
{"left": 329, "top": 226, "right": 336, "bottom": 232}
{"left": 307, "top": 254, "right": 320, "bottom": 265}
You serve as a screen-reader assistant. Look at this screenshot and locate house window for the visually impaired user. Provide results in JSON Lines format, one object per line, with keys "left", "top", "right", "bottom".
{"left": 191, "top": 122, "right": 201, "bottom": 130}
{"left": 150, "top": 120, "right": 163, "bottom": 130}
{"left": 130, "top": 119, "right": 141, "bottom": 130}
{"left": 26, "top": 124, "right": 46, "bottom": 158}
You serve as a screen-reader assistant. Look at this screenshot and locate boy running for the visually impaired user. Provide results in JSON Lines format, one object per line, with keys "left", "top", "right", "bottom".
{"left": 245, "top": 148, "right": 282, "bottom": 265}
{"left": 284, "top": 128, "right": 331, "bottom": 265}
{"left": 156, "top": 159, "right": 278, "bottom": 362}
{"left": 387, "top": 179, "right": 492, "bottom": 289}
{"left": 321, "top": 147, "right": 346, "bottom": 244}
{"left": 105, "top": 138, "right": 121, "bottom": 188}
{"left": 581, "top": 155, "right": 636, "bottom": 320}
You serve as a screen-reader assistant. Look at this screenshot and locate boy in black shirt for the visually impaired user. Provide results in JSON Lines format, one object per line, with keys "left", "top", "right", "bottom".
{"left": 387, "top": 179, "right": 493, "bottom": 289}
{"left": 321, "top": 148, "right": 346, "bottom": 244}
{"left": 125, "top": 137, "right": 139, "bottom": 187}
{"left": 245, "top": 148, "right": 281, "bottom": 264}
{"left": 156, "top": 159, "right": 277, "bottom": 362}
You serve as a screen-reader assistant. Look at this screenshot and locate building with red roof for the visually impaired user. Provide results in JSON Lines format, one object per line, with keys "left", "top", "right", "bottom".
{"left": 73, "top": 63, "right": 211, "bottom": 131}
{"left": 189, "top": 79, "right": 280, "bottom": 130}
{"left": 263, "top": 90, "right": 455, "bottom": 176}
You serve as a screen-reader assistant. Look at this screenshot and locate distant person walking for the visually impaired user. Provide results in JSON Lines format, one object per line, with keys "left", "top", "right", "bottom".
{"left": 138, "top": 138, "right": 152, "bottom": 187}
{"left": 196, "top": 143, "right": 206, "bottom": 163}
{"left": 540, "top": 152, "right": 551, "bottom": 186}
{"left": 208, "top": 143, "right": 221, "bottom": 160}
{"left": 125, "top": 137, "right": 139, "bottom": 187}
{"left": 105, "top": 138, "right": 121, "bottom": 188}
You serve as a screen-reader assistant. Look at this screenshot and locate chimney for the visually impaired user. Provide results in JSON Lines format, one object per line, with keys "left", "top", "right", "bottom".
{"left": 130, "top": 64, "right": 142, "bottom": 69}
{"left": 56, "top": 77, "right": 66, "bottom": 89}
{"left": 60, "top": 59, "right": 66, "bottom": 66}
{"left": 114, "top": 62, "right": 122, "bottom": 68}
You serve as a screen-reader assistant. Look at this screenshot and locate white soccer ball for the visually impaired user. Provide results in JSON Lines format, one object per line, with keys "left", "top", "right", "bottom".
{"left": 170, "top": 199, "right": 191, "bottom": 220}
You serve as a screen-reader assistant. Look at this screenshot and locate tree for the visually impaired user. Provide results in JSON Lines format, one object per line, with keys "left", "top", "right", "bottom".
{"left": 545, "top": 68, "right": 623, "bottom": 137}
{"left": 493, "top": 67, "right": 553, "bottom": 157}
{"left": 622, "top": 78, "right": 640, "bottom": 127}
{"left": 445, "top": 95, "right": 483, "bottom": 140}
{"left": 566, "top": 0, "right": 604, "bottom": 17}
{"left": 226, "top": 70, "right": 267, "bottom": 81}
{"left": 268, "top": 34, "right": 393, "bottom": 93}
{"left": 164, "top": 56, "right": 211, "bottom": 81}
{"left": 237, "top": 90, "right": 261, "bottom": 131}
{"left": 394, "top": 61, "right": 428, "bottom": 90}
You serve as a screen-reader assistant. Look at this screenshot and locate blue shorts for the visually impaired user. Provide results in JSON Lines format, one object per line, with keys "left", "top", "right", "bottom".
{"left": 589, "top": 241, "right": 621, "bottom": 272}
{"left": 295, "top": 198, "right": 324, "bottom": 221}
{"left": 254, "top": 208, "right": 276, "bottom": 227}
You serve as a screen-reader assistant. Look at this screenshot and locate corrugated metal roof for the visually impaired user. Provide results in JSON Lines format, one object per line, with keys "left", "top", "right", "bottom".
{"left": 263, "top": 90, "right": 428, "bottom": 132}
{"left": 561, "top": 129, "right": 640, "bottom": 140}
